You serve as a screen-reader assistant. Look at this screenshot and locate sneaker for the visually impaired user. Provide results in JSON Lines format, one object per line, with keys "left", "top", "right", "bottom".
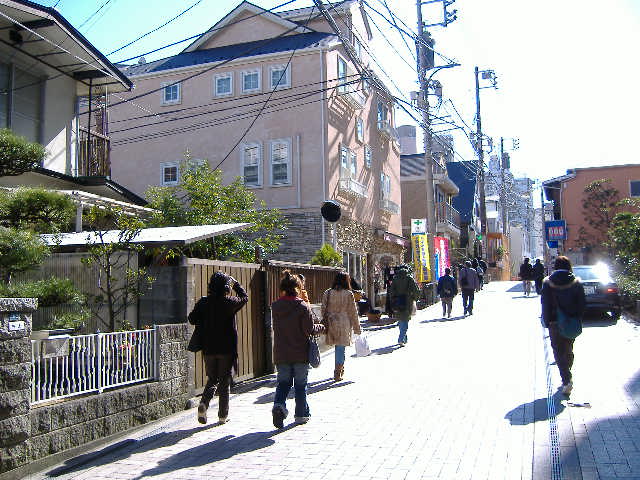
{"left": 447, "top": 313, "right": 451, "bottom": 318}
{"left": 197, "top": 403, "right": 207, "bottom": 424}
{"left": 272, "top": 405, "right": 287, "bottom": 429}
{"left": 218, "top": 416, "right": 229, "bottom": 424}
{"left": 561, "top": 381, "right": 573, "bottom": 396}
{"left": 294, "top": 416, "right": 310, "bottom": 424}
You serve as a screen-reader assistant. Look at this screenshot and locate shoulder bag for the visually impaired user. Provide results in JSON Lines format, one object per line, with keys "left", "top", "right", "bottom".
{"left": 553, "top": 290, "right": 582, "bottom": 339}
{"left": 308, "top": 335, "right": 321, "bottom": 368}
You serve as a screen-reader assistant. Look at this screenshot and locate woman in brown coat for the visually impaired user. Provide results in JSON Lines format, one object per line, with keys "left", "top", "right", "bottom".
{"left": 322, "top": 272, "right": 361, "bottom": 381}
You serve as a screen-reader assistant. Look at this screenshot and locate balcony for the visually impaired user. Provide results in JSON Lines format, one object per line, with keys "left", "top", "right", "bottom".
{"left": 339, "top": 84, "right": 366, "bottom": 109}
{"left": 78, "top": 127, "right": 111, "bottom": 177}
{"left": 435, "top": 201, "right": 461, "bottom": 235}
{"left": 432, "top": 161, "right": 459, "bottom": 195}
{"left": 339, "top": 177, "right": 367, "bottom": 198}
{"left": 377, "top": 120, "right": 398, "bottom": 141}
{"left": 379, "top": 197, "right": 400, "bottom": 215}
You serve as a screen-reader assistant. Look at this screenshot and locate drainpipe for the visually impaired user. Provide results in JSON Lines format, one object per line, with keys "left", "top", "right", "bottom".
{"left": 320, "top": 47, "right": 327, "bottom": 246}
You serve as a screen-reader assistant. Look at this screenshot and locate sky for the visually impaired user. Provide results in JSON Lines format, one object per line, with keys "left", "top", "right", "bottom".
{"left": 35, "top": 0, "right": 640, "bottom": 189}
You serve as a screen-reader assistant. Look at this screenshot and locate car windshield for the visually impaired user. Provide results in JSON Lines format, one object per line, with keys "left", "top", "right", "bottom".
{"left": 573, "top": 265, "right": 612, "bottom": 283}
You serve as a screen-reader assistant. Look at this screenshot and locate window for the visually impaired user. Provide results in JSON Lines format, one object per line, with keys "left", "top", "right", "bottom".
{"left": 380, "top": 172, "right": 391, "bottom": 199}
{"left": 356, "top": 117, "right": 364, "bottom": 143}
{"left": 242, "top": 69, "right": 261, "bottom": 93}
{"left": 214, "top": 73, "right": 232, "bottom": 96}
{"left": 350, "top": 150, "right": 357, "bottom": 178}
{"left": 377, "top": 101, "right": 389, "bottom": 128}
{"left": 0, "top": 62, "right": 43, "bottom": 142}
{"left": 352, "top": 35, "right": 362, "bottom": 58}
{"left": 161, "top": 82, "right": 181, "bottom": 105}
{"left": 269, "top": 65, "right": 290, "bottom": 90}
{"left": 631, "top": 180, "right": 640, "bottom": 197}
{"left": 364, "top": 145, "right": 372, "bottom": 168}
{"left": 337, "top": 56, "right": 347, "bottom": 93}
{"left": 270, "top": 139, "right": 291, "bottom": 185}
{"left": 241, "top": 143, "right": 262, "bottom": 187}
{"left": 161, "top": 162, "right": 179, "bottom": 186}
{"left": 340, "top": 145, "right": 358, "bottom": 179}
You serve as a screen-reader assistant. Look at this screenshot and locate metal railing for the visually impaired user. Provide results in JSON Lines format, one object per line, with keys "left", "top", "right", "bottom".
{"left": 78, "top": 127, "right": 111, "bottom": 177}
{"left": 31, "top": 327, "right": 157, "bottom": 405}
{"left": 339, "top": 177, "right": 367, "bottom": 198}
{"left": 377, "top": 119, "right": 398, "bottom": 141}
{"left": 435, "top": 201, "right": 461, "bottom": 228}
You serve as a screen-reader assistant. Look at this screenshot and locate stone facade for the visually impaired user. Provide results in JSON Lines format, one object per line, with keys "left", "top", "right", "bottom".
{"left": 0, "top": 317, "right": 190, "bottom": 479}
{"left": 271, "top": 211, "right": 325, "bottom": 264}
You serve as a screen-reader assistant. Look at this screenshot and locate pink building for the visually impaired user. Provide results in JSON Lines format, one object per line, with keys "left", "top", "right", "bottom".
{"left": 107, "top": 1, "right": 405, "bottom": 293}
{"left": 543, "top": 164, "right": 640, "bottom": 265}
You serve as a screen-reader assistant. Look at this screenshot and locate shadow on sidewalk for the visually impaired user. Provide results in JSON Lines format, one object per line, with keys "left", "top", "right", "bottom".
{"left": 363, "top": 322, "right": 397, "bottom": 332}
{"left": 505, "top": 391, "right": 566, "bottom": 425}
{"left": 420, "top": 315, "right": 465, "bottom": 323}
{"left": 253, "top": 378, "right": 354, "bottom": 404}
{"left": 370, "top": 344, "right": 404, "bottom": 355}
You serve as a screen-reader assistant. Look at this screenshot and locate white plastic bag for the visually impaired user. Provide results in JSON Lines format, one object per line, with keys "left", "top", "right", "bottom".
{"left": 354, "top": 334, "right": 371, "bottom": 357}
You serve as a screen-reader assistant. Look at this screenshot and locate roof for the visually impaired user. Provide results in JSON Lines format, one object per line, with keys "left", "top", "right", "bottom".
{"left": 0, "top": 0, "right": 131, "bottom": 94}
{"left": 400, "top": 153, "right": 426, "bottom": 177}
{"left": 445, "top": 161, "right": 479, "bottom": 224}
{"left": 41, "top": 223, "right": 252, "bottom": 248}
{"left": 124, "top": 32, "right": 335, "bottom": 76}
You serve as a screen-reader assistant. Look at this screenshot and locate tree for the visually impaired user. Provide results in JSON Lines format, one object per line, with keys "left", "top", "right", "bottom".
{"left": 0, "top": 227, "right": 49, "bottom": 284}
{"left": 310, "top": 243, "right": 342, "bottom": 267}
{"left": 81, "top": 206, "right": 154, "bottom": 331}
{"left": 608, "top": 202, "right": 640, "bottom": 298}
{"left": 0, "top": 187, "right": 75, "bottom": 233}
{"left": 145, "top": 159, "right": 287, "bottom": 262}
{"left": 0, "top": 128, "right": 46, "bottom": 177}
{"left": 576, "top": 179, "right": 620, "bottom": 255}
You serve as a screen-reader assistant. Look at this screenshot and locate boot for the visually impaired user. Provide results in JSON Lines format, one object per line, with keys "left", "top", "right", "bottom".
{"left": 334, "top": 364, "right": 344, "bottom": 382}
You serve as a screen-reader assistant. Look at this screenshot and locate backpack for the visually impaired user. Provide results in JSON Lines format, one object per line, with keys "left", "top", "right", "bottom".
{"left": 441, "top": 276, "right": 454, "bottom": 296}
{"left": 460, "top": 268, "right": 469, "bottom": 288}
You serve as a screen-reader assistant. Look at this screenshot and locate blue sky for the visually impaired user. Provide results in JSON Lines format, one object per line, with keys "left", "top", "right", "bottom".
{"left": 35, "top": 0, "right": 640, "bottom": 188}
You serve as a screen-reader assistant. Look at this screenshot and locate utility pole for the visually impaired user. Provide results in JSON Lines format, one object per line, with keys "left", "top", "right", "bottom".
{"left": 499, "top": 137, "right": 508, "bottom": 235}
{"left": 474, "top": 66, "right": 487, "bottom": 254}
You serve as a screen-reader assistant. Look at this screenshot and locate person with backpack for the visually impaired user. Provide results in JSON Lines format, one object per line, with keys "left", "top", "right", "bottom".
{"left": 458, "top": 260, "right": 480, "bottom": 316}
{"left": 472, "top": 258, "right": 484, "bottom": 290}
{"left": 532, "top": 259, "right": 545, "bottom": 295}
{"left": 540, "top": 256, "right": 586, "bottom": 396}
{"left": 437, "top": 267, "right": 458, "bottom": 318}
{"left": 389, "top": 265, "right": 420, "bottom": 345}
{"left": 519, "top": 257, "right": 534, "bottom": 296}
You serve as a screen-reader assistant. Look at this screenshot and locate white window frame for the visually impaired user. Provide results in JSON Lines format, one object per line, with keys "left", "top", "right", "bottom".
{"left": 214, "top": 73, "right": 233, "bottom": 97}
{"left": 269, "top": 64, "right": 291, "bottom": 90}
{"left": 242, "top": 69, "right": 261, "bottom": 93}
{"left": 160, "top": 161, "right": 180, "bottom": 186}
{"left": 377, "top": 101, "right": 388, "bottom": 127}
{"left": 161, "top": 82, "right": 181, "bottom": 105}
{"left": 241, "top": 142, "right": 262, "bottom": 187}
{"left": 356, "top": 117, "right": 364, "bottom": 143}
{"left": 270, "top": 138, "right": 292, "bottom": 186}
{"left": 380, "top": 171, "right": 391, "bottom": 199}
{"left": 364, "top": 145, "right": 372, "bottom": 168}
{"left": 350, "top": 150, "right": 357, "bottom": 178}
{"left": 630, "top": 180, "right": 640, "bottom": 197}
{"left": 337, "top": 56, "right": 348, "bottom": 94}
{"left": 352, "top": 34, "right": 362, "bottom": 59}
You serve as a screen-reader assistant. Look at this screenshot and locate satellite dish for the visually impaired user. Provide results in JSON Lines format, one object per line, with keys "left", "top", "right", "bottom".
{"left": 321, "top": 200, "right": 341, "bottom": 222}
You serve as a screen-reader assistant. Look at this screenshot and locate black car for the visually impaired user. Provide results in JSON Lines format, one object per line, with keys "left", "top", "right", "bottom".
{"left": 573, "top": 264, "right": 622, "bottom": 320}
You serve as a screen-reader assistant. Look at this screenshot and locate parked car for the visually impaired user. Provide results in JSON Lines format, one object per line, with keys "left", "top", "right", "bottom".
{"left": 573, "top": 264, "right": 622, "bottom": 320}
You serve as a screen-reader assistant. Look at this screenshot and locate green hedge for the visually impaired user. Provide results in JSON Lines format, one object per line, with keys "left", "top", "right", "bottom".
{"left": 0, "top": 277, "right": 83, "bottom": 307}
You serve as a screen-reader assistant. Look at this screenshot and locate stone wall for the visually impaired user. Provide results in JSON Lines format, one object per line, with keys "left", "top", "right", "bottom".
{"left": 272, "top": 211, "right": 324, "bottom": 263}
{"left": 0, "top": 316, "right": 190, "bottom": 479}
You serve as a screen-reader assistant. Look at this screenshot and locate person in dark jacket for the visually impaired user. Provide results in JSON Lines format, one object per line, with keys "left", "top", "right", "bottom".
{"left": 271, "top": 271, "right": 324, "bottom": 428}
{"left": 458, "top": 261, "right": 480, "bottom": 316}
{"left": 541, "top": 256, "right": 586, "bottom": 396}
{"left": 532, "top": 258, "right": 545, "bottom": 295}
{"left": 188, "top": 271, "right": 248, "bottom": 425}
{"left": 472, "top": 258, "right": 484, "bottom": 290}
{"left": 519, "top": 257, "right": 534, "bottom": 296}
{"left": 437, "top": 267, "right": 458, "bottom": 318}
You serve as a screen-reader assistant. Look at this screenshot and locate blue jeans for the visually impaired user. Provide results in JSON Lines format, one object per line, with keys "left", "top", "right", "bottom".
{"left": 335, "top": 345, "right": 345, "bottom": 365}
{"left": 274, "top": 363, "right": 310, "bottom": 417}
{"left": 462, "top": 289, "right": 475, "bottom": 314}
{"left": 398, "top": 320, "right": 409, "bottom": 344}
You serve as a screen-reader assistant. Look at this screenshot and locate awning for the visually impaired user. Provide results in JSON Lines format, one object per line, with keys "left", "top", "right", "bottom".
{"left": 41, "top": 223, "right": 253, "bottom": 248}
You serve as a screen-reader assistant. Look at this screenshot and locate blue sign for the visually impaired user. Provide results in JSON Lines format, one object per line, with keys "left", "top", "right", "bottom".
{"left": 545, "top": 220, "right": 567, "bottom": 241}
{"left": 547, "top": 240, "right": 559, "bottom": 248}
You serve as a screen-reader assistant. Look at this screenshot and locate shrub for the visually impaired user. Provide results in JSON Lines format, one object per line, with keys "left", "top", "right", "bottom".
{"left": 0, "top": 187, "right": 75, "bottom": 233}
{"left": 0, "top": 227, "right": 49, "bottom": 283}
{"left": 310, "top": 243, "right": 342, "bottom": 267}
{"left": 0, "top": 277, "right": 84, "bottom": 307}
{"left": 0, "top": 128, "right": 46, "bottom": 177}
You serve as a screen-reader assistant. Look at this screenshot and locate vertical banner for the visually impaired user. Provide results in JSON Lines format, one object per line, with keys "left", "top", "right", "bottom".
{"left": 433, "top": 237, "right": 450, "bottom": 281}
{"left": 412, "top": 233, "right": 431, "bottom": 283}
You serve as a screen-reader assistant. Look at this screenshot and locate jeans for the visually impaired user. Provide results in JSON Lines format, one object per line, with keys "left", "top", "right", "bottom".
{"left": 461, "top": 289, "right": 475, "bottom": 314}
{"left": 201, "top": 354, "right": 233, "bottom": 419}
{"left": 523, "top": 280, "right": 532, "bottom": 295}
{"left": 548, "top": 323, "right": 575, "bottom": 385}
{"left": 335, "top": 345, "right": 345, "bottom": 365}
{"left": 274, "top": 363, "right": 310, "bottom": 418}
{"left": 535, "top": 278, "right": 543, "bottom": 295}
{"left": 397, "top": 320, "right": 409, "bottom": 344}
{"left": 441, "top": 297, "right": 453, "bottom": 316}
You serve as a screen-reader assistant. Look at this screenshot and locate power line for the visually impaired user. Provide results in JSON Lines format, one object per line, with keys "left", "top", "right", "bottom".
{"left": 78, "top": 0, "right": 113, "bottom": 31}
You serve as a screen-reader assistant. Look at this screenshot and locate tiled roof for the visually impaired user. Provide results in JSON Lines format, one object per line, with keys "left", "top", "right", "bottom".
{"left": 400, "top": 153, "right": 425, "bottom": 176}
{"left": 123, "top": 32, "right": 336, "bottom": 76}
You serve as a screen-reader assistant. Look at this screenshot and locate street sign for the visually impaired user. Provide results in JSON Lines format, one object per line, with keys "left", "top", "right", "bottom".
{"left": 411, "top": 218, "right": 427, "bottom": 234}
{"left": 545, "top": 220, "right": 567, "bottom": 241}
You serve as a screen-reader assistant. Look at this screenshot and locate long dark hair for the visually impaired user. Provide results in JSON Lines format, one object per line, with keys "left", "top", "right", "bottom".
{"left": 280, "top": 270, "right": 302, "bottom": 297}
{"left": 331, "top": 271, "right": 351, "bottom": 291}
{"left": 208, "top": 271, "right": 231, "bottom": 297}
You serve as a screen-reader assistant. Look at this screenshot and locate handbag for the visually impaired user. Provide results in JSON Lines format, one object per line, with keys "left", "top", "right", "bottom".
{"left": 308, "top": 335, "right": 321, "bottom": 368}
{"left": 321, "top": 289, "right": 332, "bottom": 330}
{"left": 187, "top": 325, "right": 203, "bottom": 353}
{"left": 556, "top": 308, "right": 582, "bottom": 339}
{"left": 354, "top": 334, "right": 371, "bottom": 357}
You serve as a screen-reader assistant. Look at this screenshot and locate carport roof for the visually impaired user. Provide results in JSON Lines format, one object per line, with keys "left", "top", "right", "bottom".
{"left": 41, "top": 223, "right": 252, "bottom": 248}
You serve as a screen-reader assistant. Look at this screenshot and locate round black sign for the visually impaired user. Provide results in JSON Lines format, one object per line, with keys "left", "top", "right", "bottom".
{"left": 321, "top": 200, "right": 341, "bottom": 222}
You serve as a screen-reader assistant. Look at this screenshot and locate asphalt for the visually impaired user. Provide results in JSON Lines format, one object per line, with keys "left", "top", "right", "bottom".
{"left": 29, "top": 281, "right": 640, "bottom": 480}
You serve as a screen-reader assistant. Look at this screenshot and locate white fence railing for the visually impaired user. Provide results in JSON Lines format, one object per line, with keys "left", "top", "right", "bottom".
{"left": 31, "top": 328, "right": 157, "bottom": 405}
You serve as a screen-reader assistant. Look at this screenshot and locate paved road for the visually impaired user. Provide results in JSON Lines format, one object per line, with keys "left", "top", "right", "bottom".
{"left": 31, "top": 281, "right": 640, "bottom": 480}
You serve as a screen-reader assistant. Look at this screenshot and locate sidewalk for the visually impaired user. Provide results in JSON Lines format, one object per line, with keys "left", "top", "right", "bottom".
{"left": 29, "top": 282, "right": 640, "bottom": 480}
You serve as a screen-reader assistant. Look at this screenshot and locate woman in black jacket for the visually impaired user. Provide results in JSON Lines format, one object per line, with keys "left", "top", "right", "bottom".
{"left": 188, "top": 271, "right": 248, "bottom": 424}
{"left": 540, "top": 256, "right": 586, "bottom": 396}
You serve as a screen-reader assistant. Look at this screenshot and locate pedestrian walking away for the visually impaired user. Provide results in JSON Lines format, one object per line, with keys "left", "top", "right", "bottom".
{"left": 188, "top": 271, "right": 248, "bottom": 425}
{"left": 322, "top": 272, "right": 361, "bottom": 381}
{"left": 540, "top": 256, "right": 586, "bottom": 396}
{"left": 519, "top": 257, "right": 534, "bottom": 296}
{"left": 389, "top": 265, "right": 420, "bottom": 344}
{"left": 271, "top": 271, "right": 325, "bottom": 428}
{"left": 472, "top": 258, "right": 484, "bottom": 290}
{"left": 458, "top": 261, "right": 480, "bottom": 316}
{"left": 437, "top": 267, "right": 458, "bottom": 318}
{"left": 532, "top": 258, "right": 545, "bottom": 295}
